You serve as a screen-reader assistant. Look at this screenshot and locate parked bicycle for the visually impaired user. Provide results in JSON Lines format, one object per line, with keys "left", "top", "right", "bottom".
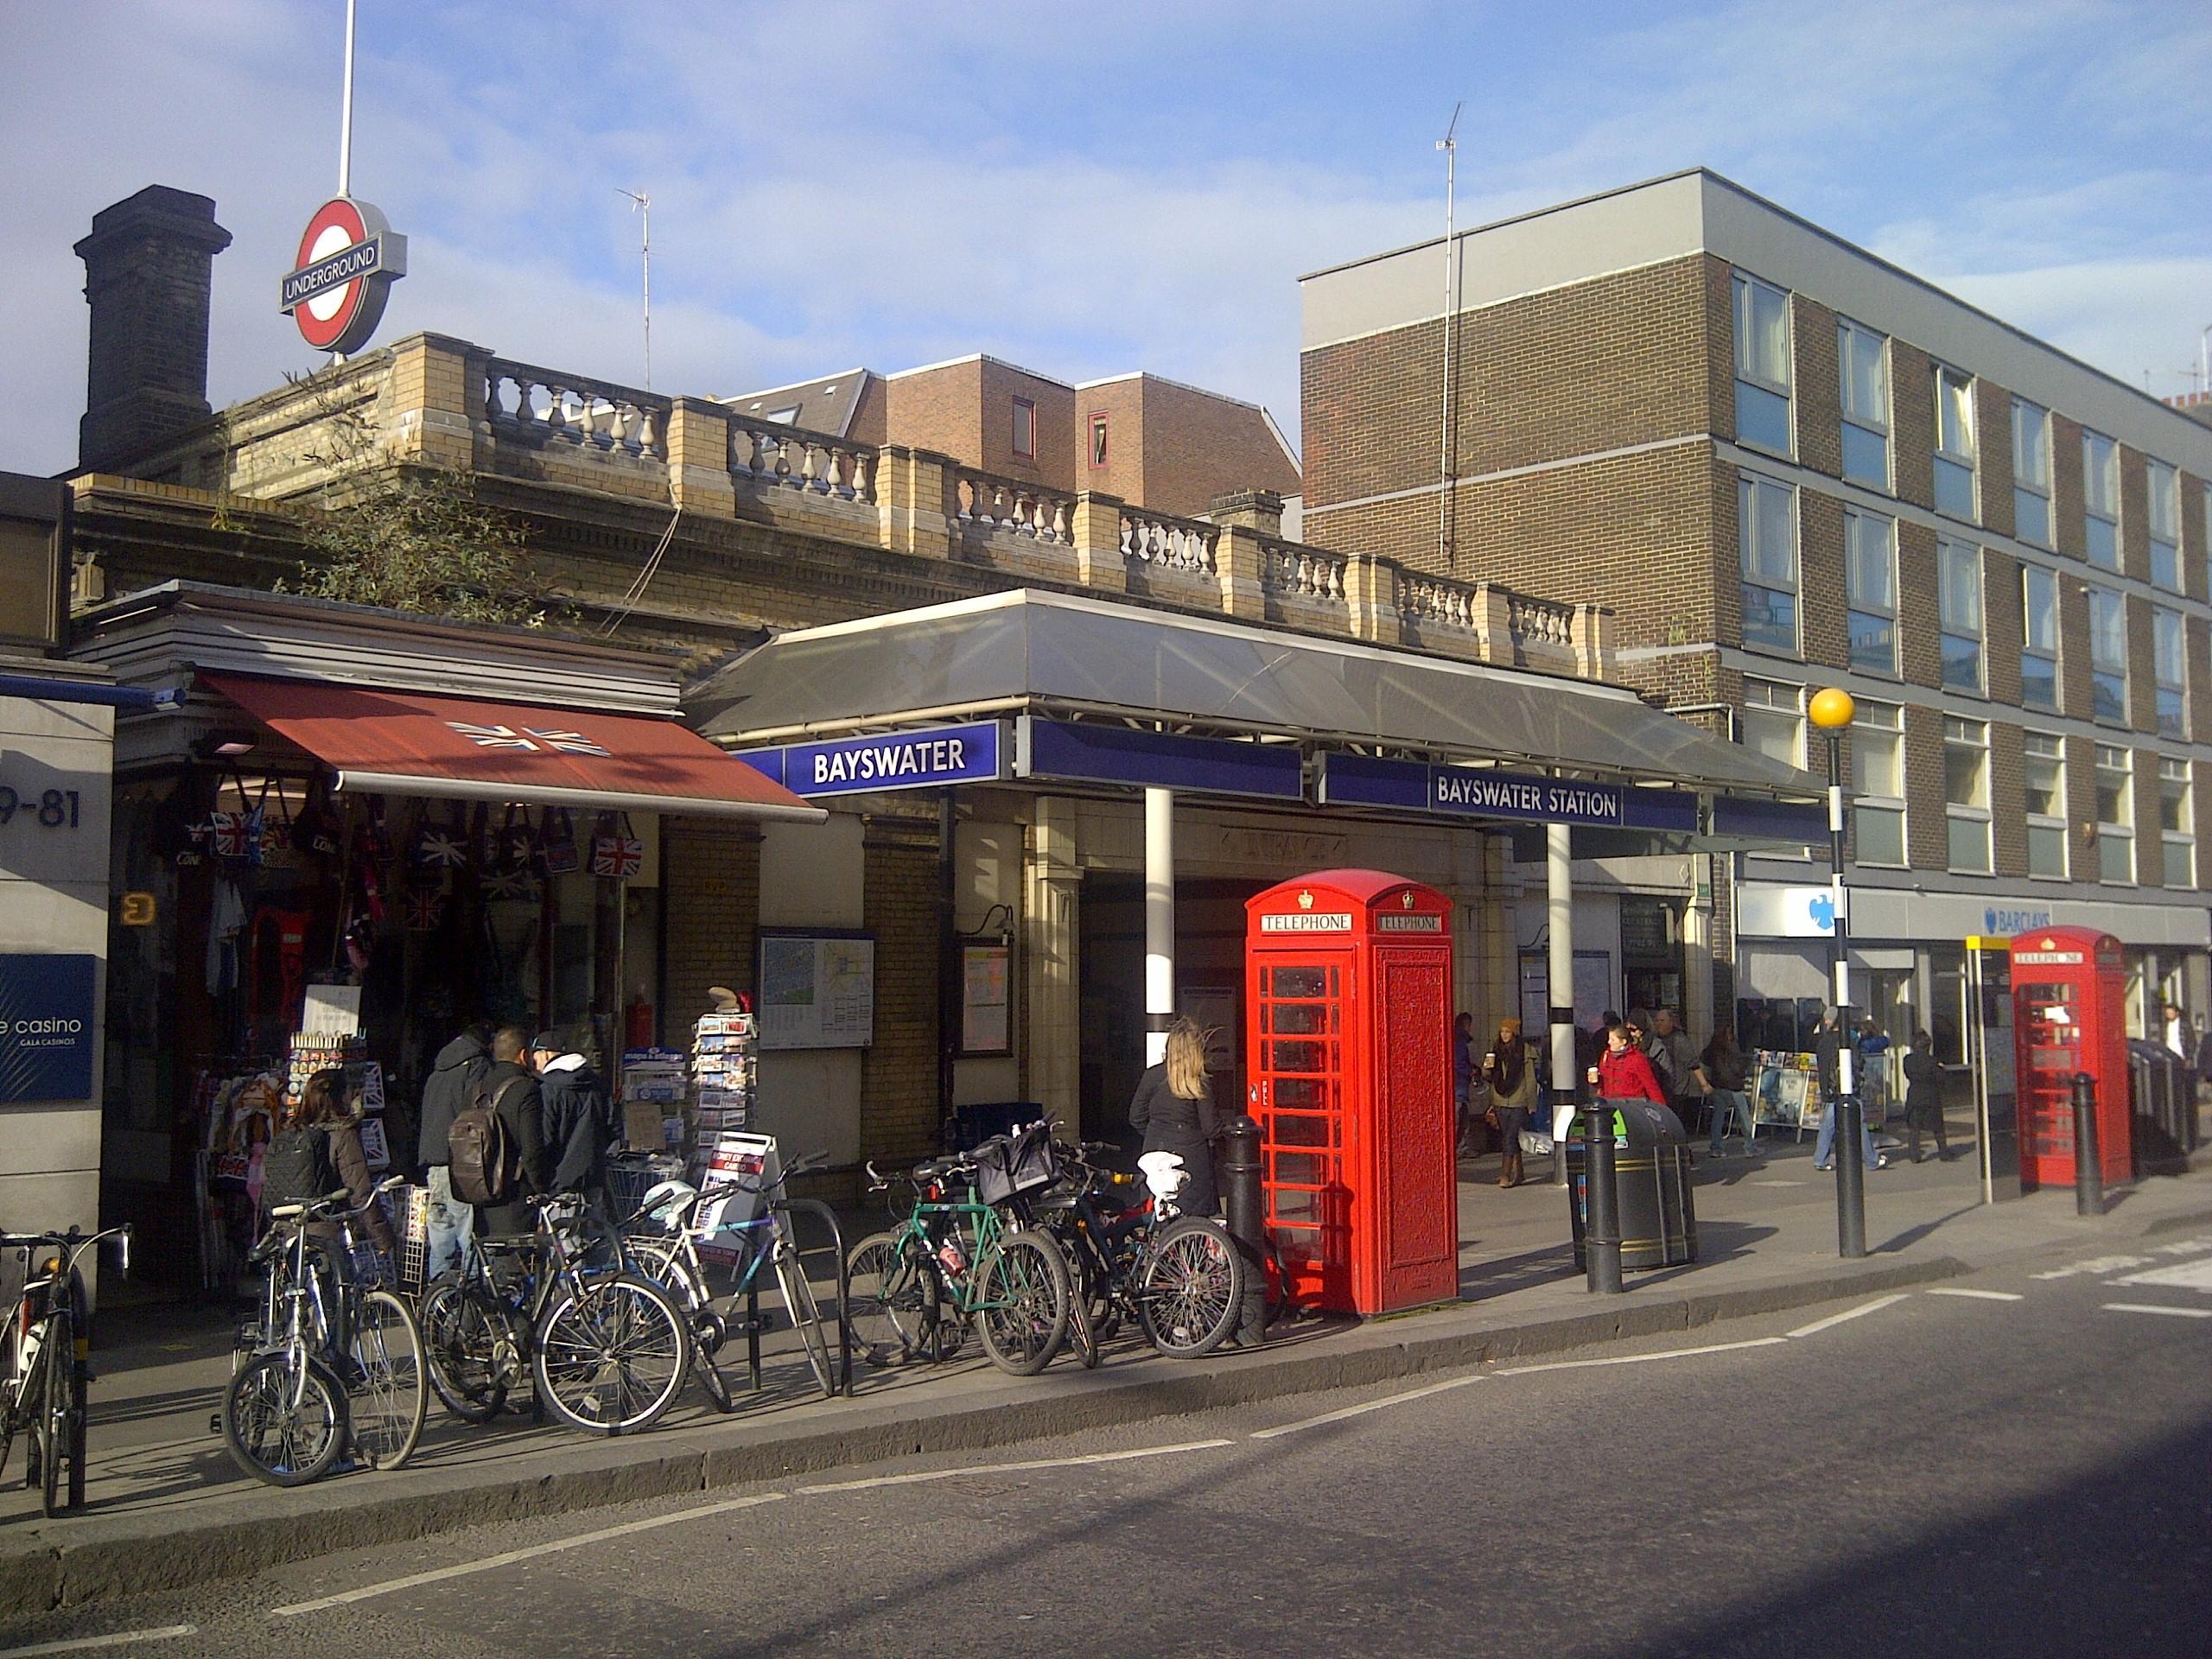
{"left": 418, "top": 1192, "right": 691, "bottom": 1436}
{"left": 222, "top": 1178, "right": 425, "bottom": 1487}
{"left": 613, "top": 1148, "right": 844, "bottom": 1409}
{"left": 0, "top": 1224, "right": 130, "bottom": 1516}
{"left": 846, "top": 1124, "right": 1074, "bottom": 1376}
{"left": 1035, "top": 1139, "right": 1246, "bottom": 1361}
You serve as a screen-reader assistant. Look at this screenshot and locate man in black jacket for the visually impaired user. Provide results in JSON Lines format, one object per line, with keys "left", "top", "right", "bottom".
{"left": 531, "top": 1030, "right": 616, "bottom": 1200}
{"left": 475, "top": 1027, "right": 551, "bottom": 1236}
{"left": 416, "top": 1022, "right": 491, "bottom": 1278}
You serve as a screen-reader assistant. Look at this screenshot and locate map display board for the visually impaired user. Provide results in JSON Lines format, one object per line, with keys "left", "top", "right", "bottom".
{"left": 757, "top": 930, "right": 875, "bottom": 1050}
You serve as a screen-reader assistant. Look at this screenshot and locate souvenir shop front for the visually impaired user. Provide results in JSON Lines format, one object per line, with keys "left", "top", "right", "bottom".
{"left": 71, "top": 583, "right": 820, "bottom": 1290}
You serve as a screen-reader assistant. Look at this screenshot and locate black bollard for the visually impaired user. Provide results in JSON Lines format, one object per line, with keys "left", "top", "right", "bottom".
{"left": 1218, "top": 1110, "right": 1270, "bottom": 1344}
{"left": 1583, "top": 1104, "right": 1624, "bottom": 1294}
{"left": 1835, "top": 1094, "right": 1868, "bottom": 1259}
{"left": 2071, "top": 1071, "right": 2105, "bottom": 1217}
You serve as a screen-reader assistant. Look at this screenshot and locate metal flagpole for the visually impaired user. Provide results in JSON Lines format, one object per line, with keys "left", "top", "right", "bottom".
{"left": 619, "top": 189, "right": 652, "bottom": 391}
{"left": 338, "top": 0, "right": 357, "bottom": 198}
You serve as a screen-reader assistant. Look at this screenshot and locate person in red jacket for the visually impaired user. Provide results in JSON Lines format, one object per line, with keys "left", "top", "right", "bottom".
{"left": 1588, "top": 1020, "right": 1669, "bottom": 1104}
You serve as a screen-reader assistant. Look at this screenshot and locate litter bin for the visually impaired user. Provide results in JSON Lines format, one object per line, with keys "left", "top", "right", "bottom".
{"left": 1567, "top": 1100, "right": 1698, "bottom": 1271}
{"left": 2126, "top": 1041, "right": 2191, "bottom": 1176}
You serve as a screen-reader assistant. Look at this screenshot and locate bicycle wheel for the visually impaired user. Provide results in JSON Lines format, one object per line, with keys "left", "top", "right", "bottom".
{"left": 1066, "top": 1274, "right": 1100, "bottom": 1370}
{"left": 696, "top": 1344, "right": 736, "bottom": 1414}
{"left": 1136, "top": 1216, "right": 1245, "bottom": 1357}
{"left": 532, "top": 1273, "right": 690, "bottom": 1435}
{"left": 418, "top": 1275, "right": 512, "bottom": 1423}
{"left": 844, "top": 1231, "right": 938, "bottom": 1369}
{"left": 346, "top": 1289, "right": 428, "bottom": 1471}
{"left": 971, "top": 1230, "right": 1071, "bottom": 1376}
{"left": 774, "top": 1239, "right": 837, "bottom": 1398}
{"left": 626, "top": 1240, "right": 722, "bottom": 1350}
{"left": 223, "top": 1352, "right": 348, "bottom": 1487}
{"left": 35, "top": 1313, "right": 66, "bottom": 1517}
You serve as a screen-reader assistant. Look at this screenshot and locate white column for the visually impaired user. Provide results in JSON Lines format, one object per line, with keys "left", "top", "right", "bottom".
{"left": 1144, "top": 786, "right": 1175, "bottom": 1065}
{"left": 1548, "top": 823, "right": 1577, "bottom": 1167}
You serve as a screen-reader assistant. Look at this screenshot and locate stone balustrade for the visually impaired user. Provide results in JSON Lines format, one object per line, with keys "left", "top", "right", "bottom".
{"left": 728, "top": 415, "right": 877, "bottom": 504}
{"left": 1121, "top": 507, "right": 1217, "bottom": 575}
{"left": 483, "top": 359, "right": 669, "bottom": 460}
{"left": 1508, "top": 591, "right": 1575, "bottom": 648}
{"left": 952, "top": 468, "right": 1074, "bottom": 544}
{"left": 1396, "top": 570, "right": 1482, "bottom": 632}
{"left": 1260, "top": 538, "right": 1346, "bottom": 603}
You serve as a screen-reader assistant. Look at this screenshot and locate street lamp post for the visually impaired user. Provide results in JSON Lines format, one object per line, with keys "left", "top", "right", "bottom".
{"left": 1808, "top": 687, "right": 1867, "bottom": 1260}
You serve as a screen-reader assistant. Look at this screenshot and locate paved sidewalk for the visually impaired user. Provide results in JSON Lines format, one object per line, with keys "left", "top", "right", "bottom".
{"left": 1, "top": 1137, "right": 2206, "bottom": 1617}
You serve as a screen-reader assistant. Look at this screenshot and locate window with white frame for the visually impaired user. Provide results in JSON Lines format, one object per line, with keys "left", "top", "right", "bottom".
{"left": 2020, "top": 564, "right": 2061, "bottom": 713}
{"left": 1732, "top": 272, "right": 1792, "bottom": 454}
{"left": 2082, "top": 429, "right": 2120, "bottom": 569}
{"left": 2089, "top": 586, "right": 2129, "bottom": 725}
{"left": 1851, "top": 700, "right": 1906, "bottom": 867}
{"left": 2012, "top": 399, "right": 2051, "bottom": 547}
{"left": 1741, "top": 678, "right": 1804, "bottom": 769}
{"left": 1933, "top": 365, "right": 1977, "bottom": 521}
{"left": 1938, "top": 539, "right": 1984, "bottom": 694}
{"left": 1838, "top": 320, "right": 1890, "bottom": 488}
{"left": 2149, "top": 460, "right": 2180, "bottom": 590}
{"left": 2023, "top": 733, "right": 2068, "bottom": 879}
{"left": 2095, "top": 744, "right": 2134, "bottom": 884}
{"left": 2155, "top": 608, "right": 2187, "bottom": 739}
{"left": 1846, "top": 506, "right": 1897, "bottom": 676}
{"left": 1738, "top": 473, "right": 1799, "bottom": 655}
{"left": 1943, "top": 715, "right": 1992, "bottom": 874}
{"left": 2162, "top": 759, "right": 2196, "bottom": 888}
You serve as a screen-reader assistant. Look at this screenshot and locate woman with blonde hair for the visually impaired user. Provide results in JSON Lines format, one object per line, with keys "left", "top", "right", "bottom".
{"left": 1128, "top": 1018, "right": 1221, "bottom": 1217}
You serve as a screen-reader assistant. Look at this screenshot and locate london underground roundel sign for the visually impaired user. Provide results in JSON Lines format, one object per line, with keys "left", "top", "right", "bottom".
{"left": 280, "top": 197, "right": 408, "bottom": 354}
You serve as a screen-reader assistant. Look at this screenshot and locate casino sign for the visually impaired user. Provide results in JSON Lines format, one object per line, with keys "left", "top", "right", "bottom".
{"left": 280, "top": 196, "right": 407, "bottom": 354}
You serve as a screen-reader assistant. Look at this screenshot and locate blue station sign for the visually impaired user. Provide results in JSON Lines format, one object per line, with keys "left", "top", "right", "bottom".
{"left": 736, "top": 721, "right": 1007, "bottom": 798}
{"left": 1319, "top": 753, "right": 1697, "bottom": 831}
{"left": 1016, "top": 718, "right": 1305, "bottom": 800}
{"left": 0, "top": 955, "right": 97, "bottom": 1105}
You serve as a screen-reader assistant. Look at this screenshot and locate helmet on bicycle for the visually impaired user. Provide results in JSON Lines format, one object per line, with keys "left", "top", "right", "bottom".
{"left": 1136, "top": 1150, "right": 1188, "bottom": 1202}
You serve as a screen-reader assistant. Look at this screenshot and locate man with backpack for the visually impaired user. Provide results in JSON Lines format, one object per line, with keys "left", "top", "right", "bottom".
{"left": 416, "top": 1020, "right": 493, "bottom": 1278}
{"left": 531, "top": 1030, "right": 618, "bottom": 1201}
{"left": 448, "top": 1027, "right": 550, "bottom": 1236}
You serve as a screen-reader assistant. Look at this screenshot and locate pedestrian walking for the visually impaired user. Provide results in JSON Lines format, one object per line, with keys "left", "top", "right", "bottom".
{"left": 1697, "top": 1022, "right": 1757, "bottom": 1157}
{"left": 1483, "top": 1017, "right": 1539, "bottom": 1188}
{"left": 1902, "top": 1030, "right": 1948, "bottom": 1163}
{"left": 1589, "top": 1020, "right": 1668, "bottom": 1107}
{"left": 1813, "top": 1007, "right": 1887, "bottom": 1172}
{"left": 531, "top": 1030, "right": 618, "bottom": 1201}
{"left": 1649, "top": 1007, "right": 1700, "bottom": 1135}
{"left": 416, "top": 1020, "right": 491, "bottom": 1279}
{"left": 1129, "top": 1017, "right": 1221, "bottom": 1217}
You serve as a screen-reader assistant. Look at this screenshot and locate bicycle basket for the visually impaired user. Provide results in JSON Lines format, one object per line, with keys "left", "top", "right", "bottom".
{"left": 972, "top": 1121, "right": 1058, "bottom": 1206}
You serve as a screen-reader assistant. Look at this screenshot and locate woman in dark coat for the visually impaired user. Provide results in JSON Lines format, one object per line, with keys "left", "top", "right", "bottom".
{"left": 1903, "top": 1030, "right": 1948, "bottom": 1163}
{"left": 1128, "top": 1018, "right": 1220, "bottom": 1217}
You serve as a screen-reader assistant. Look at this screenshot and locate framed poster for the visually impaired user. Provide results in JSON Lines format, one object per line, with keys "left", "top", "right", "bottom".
{"left": 756, "top": 930, "right": 875, "bottom": 1050}
{"left": 0, "top": 954, "right": 96, "bottom": 1104}
{"left": 961, "top": 943, "right": 1012, "bottom": 1055}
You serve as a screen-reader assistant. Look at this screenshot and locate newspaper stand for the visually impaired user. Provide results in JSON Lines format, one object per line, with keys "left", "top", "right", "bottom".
{"left": 2011, "top": 928, "right": 2130, "bottom": 1192}
{"left": 1244, "top": 869, "right": 1459, "bottom": 1316}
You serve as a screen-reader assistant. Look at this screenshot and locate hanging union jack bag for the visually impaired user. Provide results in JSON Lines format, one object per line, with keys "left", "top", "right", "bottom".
{"left": 413, "top": 810, "right": 469, "bottom": 871}
{"left": 539, "top": 808, "right": 581, "bottom": 875}
{"left": 591, "top": 814, "right": 644, "bottom": 880}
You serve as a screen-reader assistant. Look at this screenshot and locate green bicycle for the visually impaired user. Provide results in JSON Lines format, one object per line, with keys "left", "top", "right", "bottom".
{"left": 846, "top": 1135, "right": 1072, "bottom": 1377}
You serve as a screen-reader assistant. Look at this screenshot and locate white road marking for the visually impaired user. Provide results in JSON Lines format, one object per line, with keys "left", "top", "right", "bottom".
{"left": 1925, "top": 1287, "right": 2024, "bottom": 1301}
{"left": 2101, "top": 1302, "right": 2212, "bottom": 1319}
{"left": 798, "top": 1439, "right": 1233, "bottom": 1493}
{"left": 1249, "top": 1375, "right": 1484, "bottom": 1440}
{"left": 1494, "top": 1337, "right": 1788, "bottom": 1377}
{"left": 1786, "top": 1294, "right": 1910, "bottom": 1338}
{"left": 270, "top": 1493, "right": 788, "bottom": 1616}
{"left": 2113, "top": 1258, "right": 2212, "bottom": 1293}
{"left": 0, "top": 1630, "right": 196, "bottom": 1656}
{"left": 2031, "top": 1254, "right": 2152, "bottom": 1281}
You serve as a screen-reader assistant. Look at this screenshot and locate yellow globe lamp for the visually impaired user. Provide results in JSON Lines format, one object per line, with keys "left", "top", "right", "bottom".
{"left": 1808, "top": 687, "right": 1856, "bottom": 732}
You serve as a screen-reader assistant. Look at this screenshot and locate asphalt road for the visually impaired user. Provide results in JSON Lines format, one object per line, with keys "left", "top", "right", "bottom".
{"left": 5, "top": 1231, "right": 2209, "bottom": 1659}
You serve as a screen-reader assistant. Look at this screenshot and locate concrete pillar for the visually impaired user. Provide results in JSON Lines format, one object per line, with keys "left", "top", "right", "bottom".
{"left": 1022, "top": 798, "right": 1083, "bottom": 1125}
{"left": 1071, "top": 492, "right": 1128, "bottom": 594}
{"left": 1571, "top": 602, "right": 1614, "bottom": 682}
{"left": 876, "top": 446, "right": 953, "bottom": 561}
{"left": 1547, "top": 823, "right": 1577, "bottom": 1179}
{"left": 1145, "top": 787, "right": 1175, "bottom": 1065}
{"left": 1345, "top": 554, "right": 1401, "bottom": 644}
{"left": 386, "top": 334, "right": 482, "bottom": 470}
{"left": 1216, "top": 524, "right": 1266, "bottom": 621}
{"left": 664, "top": 397, "right": 737, "bottom": 514}
{"left": 1683, "top": 855, "right": 1713, "bottom": 1044}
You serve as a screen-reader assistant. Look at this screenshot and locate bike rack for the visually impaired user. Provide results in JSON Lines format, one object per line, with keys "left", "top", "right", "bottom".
{"left": 742, "top": 1197, "right": 852, "bottom": 1399}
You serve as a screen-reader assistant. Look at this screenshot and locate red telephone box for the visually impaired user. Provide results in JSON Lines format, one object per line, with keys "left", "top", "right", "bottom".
{"left": 1245, "top": 869, "right": 1458, "bottom": 1316}
{"left": 2011, "top": 927, "right": 2130, "bottom": 1192}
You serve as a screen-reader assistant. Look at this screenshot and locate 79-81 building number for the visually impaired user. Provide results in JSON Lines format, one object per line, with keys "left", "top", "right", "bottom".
{"left": 0, "top": 786, "right": 83, "bottom": 829}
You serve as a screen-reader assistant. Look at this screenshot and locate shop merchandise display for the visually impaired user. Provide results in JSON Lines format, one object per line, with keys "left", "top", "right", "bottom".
{"left": 620, "top": 1047, "right": 689, "bottom": 1151}
{"left": 690, "top": 1009, "right": 756, "bottom": 1158}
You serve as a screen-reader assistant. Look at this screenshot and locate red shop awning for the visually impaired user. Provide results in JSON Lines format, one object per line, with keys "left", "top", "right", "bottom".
{"left": 202, "top": 672, "right": 824, "bottom": 823}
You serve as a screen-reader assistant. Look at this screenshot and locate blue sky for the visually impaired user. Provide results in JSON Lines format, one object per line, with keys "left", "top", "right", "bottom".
{"left": 4, "top": 0, "right": 2209, "bottom": 477}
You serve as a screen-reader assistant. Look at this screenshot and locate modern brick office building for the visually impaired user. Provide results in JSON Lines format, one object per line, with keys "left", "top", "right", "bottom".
{"left": 1300, "top": 168, "right": 2212, "bottom": 1055}
{"left": 726, "top": 357, "right": 1301, "bottom": 519}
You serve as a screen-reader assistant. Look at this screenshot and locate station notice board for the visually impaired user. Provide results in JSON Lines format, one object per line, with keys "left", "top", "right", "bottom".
{"left": 756, "top": 930, "right": 874, "bottom": 1050}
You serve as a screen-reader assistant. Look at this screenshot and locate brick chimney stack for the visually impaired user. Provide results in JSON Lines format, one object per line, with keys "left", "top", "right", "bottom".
{"left": 74, "top": 186, "right": 232, "bottom": 473}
